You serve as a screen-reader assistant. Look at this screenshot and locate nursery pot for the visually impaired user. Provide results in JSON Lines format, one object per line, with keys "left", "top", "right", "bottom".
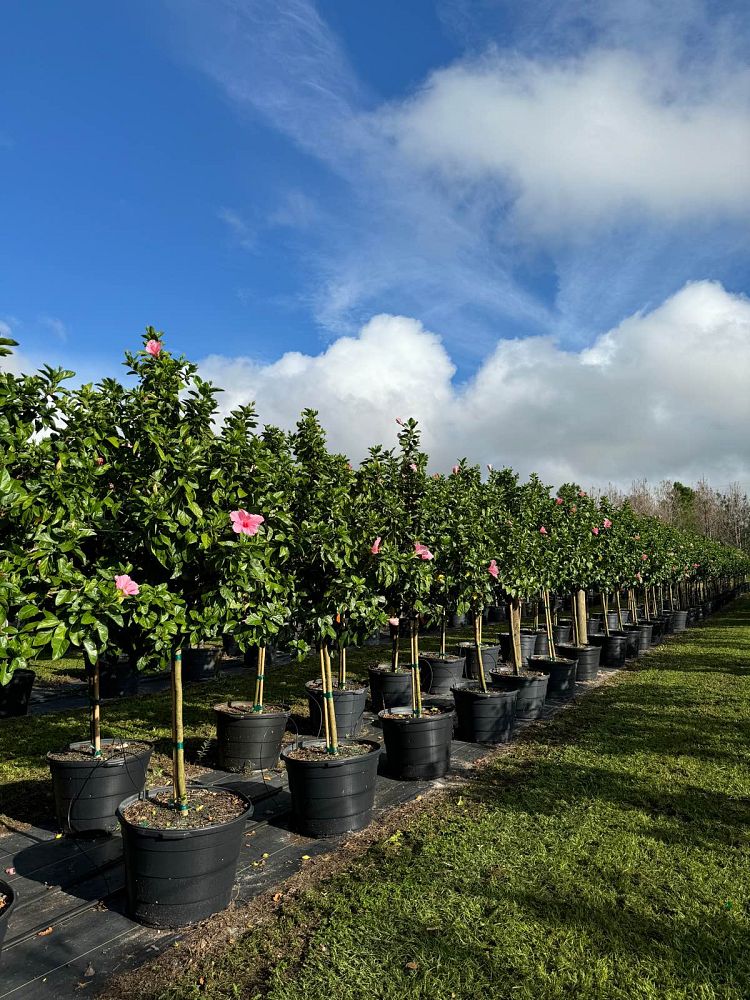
{"left": 368, "top": 666, "right": 413, "bottom": 712}
{"left": 214, "top": 702, "right": 291, "bottom": 771}
{"left": 379, "top": 708, "right": 453, "bottom": 780}
{"left": 0, "top": 668, "right": 35, "bottom": 719}
{"left": 117, "top": 786, "right": 253, "bottom": 928}
{"left": 88, "top": 653, "right": 138, "bottom": 699}
{"left": 448, "top": 611, "right": 467, "bottom": 628}
{"left": 534, "top": 630, "right": 550, "bottom": 656}
{"left": 672, "top": 611, "right": 687, "bottom": 632}
{"left": 451, "top": 682, "right": 517, "bottom": 743}
{"left": 519, "top": 630, "right": 539, "bottom": 666}
{"left": 0, "top": 879, "right": 16, "bottom": 958}
{"left": 555, "top": 643, "right": 601, "bottom": 681}
{"left": 489, "top": 671, "right": 548, "bottom": 720}
{"left": 621, "top": 626, "right": 641, "bottom": 658}
{"left": 649, "top": 619, "right": 665, "bottom": 645}
{"left": 48, "top": 739, "right": 152, "bottom": 835}
{"left": 419, "top": 653, "right": 466, "bottom": 695}
{"left": 306, "top": 681, "right": 367, "bottom": 739}
{"left": 589, "top": 632, "right": 629, "bottom": 668}
{"left": 635, "top": 622, "right": 653, "bottom": 654}
{"left": 528, "top": 656, "right": 577, "bottom": 698}
{"left": 487, "top": 605, "right": 504, "bottom": 623}
{"left": 455, "top": 642, "right": 501, "bottom": 680}
{"left": 281, "top": 739, "right": 382, "bottom": 838}
{"left": 553, "top": 623, "right": 573, "bottom": 645}
{"left": 180, "top": 647, "right": 218, "bottom": 682}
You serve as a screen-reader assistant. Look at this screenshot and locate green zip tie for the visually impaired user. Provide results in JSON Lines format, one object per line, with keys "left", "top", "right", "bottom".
{"left": 323, "top": 691, "right": 334, "bottom": 699}
{"left": 256, "top": 674, "right": 265, "bottom": 680}
{"left": 175, "top": 741, "right": 184, "bottom": 750}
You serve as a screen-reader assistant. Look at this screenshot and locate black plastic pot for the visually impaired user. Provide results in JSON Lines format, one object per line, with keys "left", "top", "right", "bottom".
{"left": 534, "top": 630, "right": 550, "bottom": 656}
{"left": 368, "top": 667, "right": 413, "bottom": 712}
{"left": 555, "top": 643, "right": 601, "bottom": 681}
{"left": 88, "top": 654, "right": 138, "bottom": 699}
{"left": 519, "top": 630, "right": 538, "bottom": 665}
{"left": 180, "top": 647, "right": 218, "bottom": 682}
{"left": 489, "top": 671, "right": 548, "bottom": 720}
{"left": 528, "top": 657, "right": 577, "bottom": 698}
{"left": 455, "top": 642, "right": 501, "bottom": 681}
{"left": 306, "top": 681, "right": 367, "bottom": 739}
{"left": 48, "top": 739, "right": 152, "bottom": 835}
{"left": 621, "top": 626, "right": 641, "bottom": 658}
{"left": 650, "top": 619, "right": 665, "bottom": 645}
{"left": 379, "top": 709, "right": 453, "bottom": 779}
{"left": 451, "top": 683, "right": 518, "bottom": 743}
{"left": 0, "top": 879, "right": 16, "bottom": 958}
{"left": 487, "top": 605, "right": 504, "bottom": 623}
{"left": 634, "top": 622, "right": 653, "bottom": 654}
{"left": 281, "top": 740, "right": 381, "bottom": 838}
{"left": 214, "top": 703, "right": 290, "bottom": 771}
{"left": 589, "top": 632, "right": 629, "bottom": 668}
{"left": 672, "top": 611, "right": 687, "bottom": 632}
{"left": 0, "top": 668, "right": 35, "bottom": 719}
{"left": 553, "top": 624, "right": 573, "bottom": 645}
{"left": 117, "top": 785, "right": 253, "bottom": 927}
{"left": 448, "top": 611, "right": 466, "bottom": 628}
{"left": 418, "top": 653, "right": 466, "bottom": 695}
{"left": 660, "top": 612, "right": 675, "bottom": 635}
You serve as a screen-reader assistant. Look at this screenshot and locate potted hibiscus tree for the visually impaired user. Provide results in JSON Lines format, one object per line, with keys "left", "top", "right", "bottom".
{"left": 110, "top": 333, "right": 254, "bottom": 928}
{"left": 369, "top": 421, "right": 454, "bottom": 778}
{"left": 280, "top": 411, "right": 384, "bottom": 836}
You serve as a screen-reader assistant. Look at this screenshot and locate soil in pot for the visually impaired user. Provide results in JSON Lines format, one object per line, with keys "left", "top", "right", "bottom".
{"left": 48, "top": 739, "right": 152, "bottom": 835}
{"left": 451, "top": 682, "right": 518, "bottom": 743}
{"left": 489, "top": 670, "right": 548, "bottom": 720}
{"left": 281, "top": 739, "right": 382, "bottom": 838}
{"left": 528, "top": 656, "right": 577, "bottom": 698}
{"left": 555, "top": 643, "right": 601, "bottom": 681}
{"left": 214, "top": 702, "right": 291, "bottom": 771}
{"left": 379, "top": 707, "right": 453, "bottom": 780}
{"left": 418, "top": 653, "right": 465, "bottom": 695}
{"left": 0, "top": 668, "right": 35, "bottom": 719}
{"left": 179, "top": 647, "right": 218, "bottom": 682}
{"left": 368, "top": 665, "right": 412, "bottom": 712}
{"left": 118, "top": 786, "right": 253, "bottom": 927}
{"left": 306, "top": 680, "right": 367, "bottom": 739}
{"left": 0, "top": 879, "right": 16, "bottom": 958}
{"left": 455, "top": 642, "right": 501, "bottom": 680}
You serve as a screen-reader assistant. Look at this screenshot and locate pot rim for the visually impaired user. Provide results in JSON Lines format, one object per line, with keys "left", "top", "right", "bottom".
{"left": 304, "top": 680, "right": 368, "bottom": 694}
{"left": 451, "top": 682, "right": 517, "bottom": 698}
{"left": 368, "top": 665, "right": 412, "bottom": 676}
{"left": 214, "top": 701, "right": 291, "bottom": 718}
{"left": 281, "top": 739, "right": 382, "bottom": 769}
{"left": 48, "top": 738, "right": 153, "bottom": 768}
{"left": 117, "top": 784, "right": 253, "bottom": 838}
{"left": 378, "top": 708, "right": 452, "bottom": 723}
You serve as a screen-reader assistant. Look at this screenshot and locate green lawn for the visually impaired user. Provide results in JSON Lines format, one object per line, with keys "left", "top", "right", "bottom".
{"left": 146, "top": 597, "right": 750, "bottom": 1000}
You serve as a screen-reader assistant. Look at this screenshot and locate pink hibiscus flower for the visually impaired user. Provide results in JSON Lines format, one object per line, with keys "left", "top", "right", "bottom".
{"left": 115, "top": 574, "right": 139, "bottom": 597}
{"left": 592, "top": 526, "right": 599, "bottom": 535}
{"left": 539, "top": 526, "right": 548, "bottom": 535}
{"left": 388, "top": 617, "right": 400, "bottom": 627}
{"left": 414, "top": 542, "right": 434, "bottom": 560}
{"left": 230, "top": 510, "right": 265, "bottom": 536}
{"left": 488, "top": 559, "right": 499, "bottom": 578}
{"left": 371, "top": 536, "right": 382, "bottom": 555}
{"left": 145, "top": 339, "right": 162, "bottom": 357}
{"left": 603, "top": 518, "right": 612, "bottom": 529}
{"left": 555, "top": 497, "right": 563, "bottom": 505}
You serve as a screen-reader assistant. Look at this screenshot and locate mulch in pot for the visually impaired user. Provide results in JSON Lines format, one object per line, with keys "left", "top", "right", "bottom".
{"left": 121, "top": 788, "right": 247, "bottom": 831}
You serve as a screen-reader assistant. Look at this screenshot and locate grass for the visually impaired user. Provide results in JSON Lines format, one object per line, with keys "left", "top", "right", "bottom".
{"left": 0, "top": 626, "right": 476, "bottom": 829}
{"left": 141, "top": 597, "right": 750, "bottom": 1000}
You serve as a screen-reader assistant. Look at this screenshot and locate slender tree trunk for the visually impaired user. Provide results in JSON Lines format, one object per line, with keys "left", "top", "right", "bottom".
{"left": 90, "top": 659, "right": 101, "bottom": 757}
{"left": 474, "top": 610, "right": 487, "bottom": 692}
{"left": 440, "top": 612, "right": 446, "bottom": 656}
{"left": 602, "top": 593, "right": 611, "bottom": 636}
{"left": 338, "top": 645, "right": 347, "bottom": 687}
{"left": 508, "top": 596, "right": 523, "bottom": 676}
{"left": 172, "top": 649, "right": 188, "bottom": 811}
{"left": 615, "top": 591, "right": 624, "bottom": 630}
{"left": 391, "top": 622, "right": 399, "bottom": 672}
{"left": 576, "top": 589, "right": 588, "bottom": 646}
{"left": 542, "top": 589, "right": 556, "bottom": 660}
{"left": 410, "top": 618, "right": 423, "bottom": 715}
{"left": 253, "top": 646, "right": 266, "bottom": 711}
{"left": 322, "top": 643, "right": 338, "bottom": 753}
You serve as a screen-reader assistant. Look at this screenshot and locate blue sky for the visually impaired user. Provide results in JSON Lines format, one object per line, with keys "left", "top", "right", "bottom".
{"left": 2, "top": 1, "right": 750, "bottom": 488}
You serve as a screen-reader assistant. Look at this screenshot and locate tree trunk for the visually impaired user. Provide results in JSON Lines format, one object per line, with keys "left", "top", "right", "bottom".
{"left": 172, "top": 649, "right": 188, "bottom": 811}
{"left": 576, "top": 589, "right": 588, "bottom": 645}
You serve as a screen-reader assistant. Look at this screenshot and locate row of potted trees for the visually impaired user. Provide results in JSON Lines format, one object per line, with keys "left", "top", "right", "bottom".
{"left": 1, "top": 330, "right": 747, "bottom": 936}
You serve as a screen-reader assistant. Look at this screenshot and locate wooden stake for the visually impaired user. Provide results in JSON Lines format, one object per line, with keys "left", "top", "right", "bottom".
{"left": 173, "top": 649, "right": 188, "bottom": 812}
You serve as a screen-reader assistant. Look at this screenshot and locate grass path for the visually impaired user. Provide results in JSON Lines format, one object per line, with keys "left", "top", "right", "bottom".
{"left": 148, "top": 598, "right": 750, "bottom": 1000}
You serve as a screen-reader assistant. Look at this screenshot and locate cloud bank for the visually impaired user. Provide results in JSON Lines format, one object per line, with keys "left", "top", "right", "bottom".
{"left": 200, "top": 280, "right": 750, "bottom": 491}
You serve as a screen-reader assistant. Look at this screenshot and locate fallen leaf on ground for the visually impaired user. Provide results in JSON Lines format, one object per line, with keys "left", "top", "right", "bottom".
{"left": 37, "top": 926, "right": 54, "bottom": 937}
{"left": 4, "top": 866, "right": 15, "bottom": 875}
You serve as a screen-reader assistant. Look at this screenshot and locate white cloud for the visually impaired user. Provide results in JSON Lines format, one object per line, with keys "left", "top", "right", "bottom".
{"left": 199, "top": 280, "right": 750, "bottom": 491}
{"left": 217, "top": 207, "right": 256, "bottom": 250}
{"left": 384, "top": 48, "right": 750, "bottom": 235}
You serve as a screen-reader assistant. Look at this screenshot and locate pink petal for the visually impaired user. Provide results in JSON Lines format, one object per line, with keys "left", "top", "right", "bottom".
{"left": 145, "top": 339, "right": 162, "bottom": 357}
{"left": 388, "top": 617, "right": 400, "bottom": 627}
